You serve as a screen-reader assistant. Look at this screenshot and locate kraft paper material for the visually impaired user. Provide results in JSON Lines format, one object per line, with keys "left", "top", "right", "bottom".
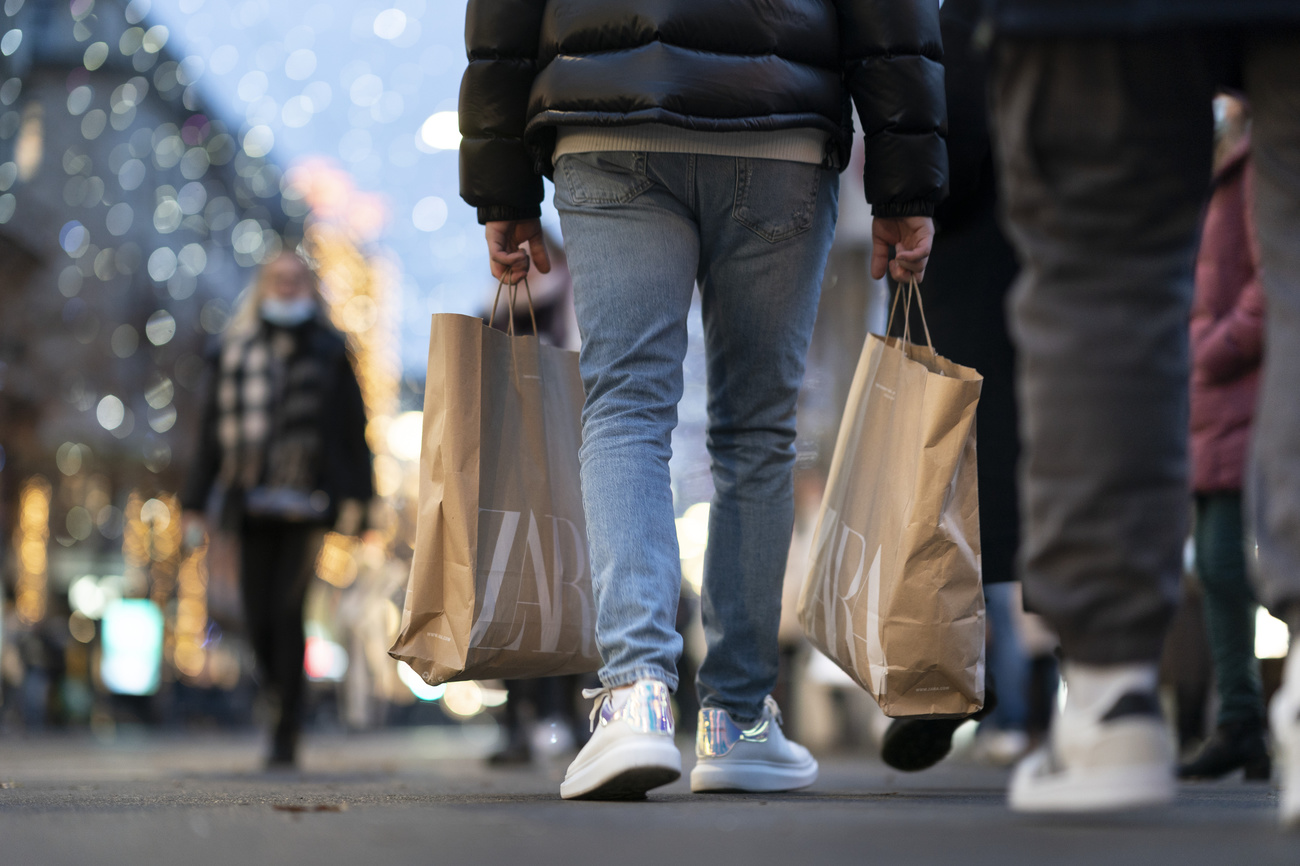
{"left": 389, "top": 314, "right": 599, "bottom": 686}
{"left": 798, "top": 329, "right": 986, "bottom": 718}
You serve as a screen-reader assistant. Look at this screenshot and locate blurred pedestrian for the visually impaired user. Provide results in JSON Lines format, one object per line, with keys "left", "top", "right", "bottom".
{"left": 988, "top": 1, "right": 1300, "bottom": 820}
{"left": 182, "top": 250, "right": 373, "bottom": 768}
{"left": 459, "top": 0, "right": 946, "bottom": 799}
{"left": 1180, "top": 98, "right": 1269, "bottom": 782}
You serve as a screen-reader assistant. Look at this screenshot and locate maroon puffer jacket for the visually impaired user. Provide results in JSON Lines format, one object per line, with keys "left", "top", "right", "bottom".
{"left": 1189, "top": 136, "right": 1265, "bottom": 493}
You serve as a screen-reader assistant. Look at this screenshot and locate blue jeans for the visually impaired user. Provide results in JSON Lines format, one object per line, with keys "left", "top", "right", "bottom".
{"left": 983, "top": 582, "right": 1029, "bottom": 731}
{"left": 555, "top": 151, "right": 838, "bottom": 723}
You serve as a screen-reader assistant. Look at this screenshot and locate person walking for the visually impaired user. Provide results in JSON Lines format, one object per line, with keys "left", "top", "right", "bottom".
{"left": 182, "top": 251, "right": 374, "bottom": 768}
{"left": 1180, "top": 106, "right": 1269, "bottom": 782}
{"left": 986, "top": 1, "right": 1300, "bottom": 821}
{"left": 459, "top": 0, "right": 947, "bottom": 800}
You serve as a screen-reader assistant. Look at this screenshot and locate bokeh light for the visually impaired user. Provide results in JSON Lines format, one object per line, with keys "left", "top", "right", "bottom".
{"left": 96, "top": 395, "right": 126, "bottom": 431}
{"left": 145, "top": 309, "right": 176, "bottom": 344}
{"left": 418, "top": 110, "right": 460, "bottom": 152}
{"left": 396, "top": 661, "right": 445, "bottom": 702}
{"left": 412, "top": 195, "right": 446, "bottom": 232}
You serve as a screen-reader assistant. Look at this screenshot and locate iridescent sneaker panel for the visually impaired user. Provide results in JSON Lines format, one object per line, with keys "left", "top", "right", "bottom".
{"left": 696, "top": 699, "right": 778, "bottom": 758}
{"left": 690, "top": 696, "right": 817, "bottom": 793}
{"left": 587, "top": 679, "right": 675, "bottom": 736}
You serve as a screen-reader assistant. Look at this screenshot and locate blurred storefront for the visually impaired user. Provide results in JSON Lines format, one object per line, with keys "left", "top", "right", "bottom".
{"left": 0, "top": 0, "right": 445, "bottom": 734}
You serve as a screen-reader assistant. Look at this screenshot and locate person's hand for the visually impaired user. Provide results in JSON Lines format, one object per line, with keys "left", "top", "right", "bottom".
{"left": 485, "top": 218, "right": 551, "bottom": 285}
{"left": 871, "top": 216, "right": 935, "bottom": 283}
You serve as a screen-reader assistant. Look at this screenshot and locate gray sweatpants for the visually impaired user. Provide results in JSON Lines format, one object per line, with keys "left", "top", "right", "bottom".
{"left": 991, "top": 34, "right": 1300, "bottom": 664}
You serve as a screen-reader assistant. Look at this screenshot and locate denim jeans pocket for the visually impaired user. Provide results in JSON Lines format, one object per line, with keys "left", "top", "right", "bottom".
{"left": 559, "top": 152, "right": 653, "bottom": 205}
{"left": 731, "top": 157, "right": 820, "bottom": 243}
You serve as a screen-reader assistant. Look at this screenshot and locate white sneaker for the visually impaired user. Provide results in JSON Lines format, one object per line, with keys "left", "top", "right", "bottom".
{"left": 1270, "top": 657, "right": 1300, "bottom": 829}
{"left": 1008, "top": 664, "right": 1174, "bottom": 813}
{"left": 690, "top": 696, "right": 818, "bottom": 793}
{"left": 973, "top": 728, "right": 1031, "bottom": 767}
{"left": 560, "top": 679, "right": 681, "bottom": 800}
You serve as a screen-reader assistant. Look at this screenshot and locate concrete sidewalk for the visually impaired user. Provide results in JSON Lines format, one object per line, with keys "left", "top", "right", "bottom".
{"left": 0, "top": 730, "right": 1292, "bottom": 866}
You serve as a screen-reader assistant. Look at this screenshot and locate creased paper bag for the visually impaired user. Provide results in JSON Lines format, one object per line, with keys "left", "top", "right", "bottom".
{"left": 798, "top": 303, "right": 985, "bottom": 718}
{"left": 389, "top": 313, "right": 598, "bottom": 685}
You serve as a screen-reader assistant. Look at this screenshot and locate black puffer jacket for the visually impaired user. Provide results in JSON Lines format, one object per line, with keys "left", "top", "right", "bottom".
{"left": 460, "top": 0, "right": 948, "bottom": 224}
{"left": 994, "top": 0, "right": 1300, "bottom": 33}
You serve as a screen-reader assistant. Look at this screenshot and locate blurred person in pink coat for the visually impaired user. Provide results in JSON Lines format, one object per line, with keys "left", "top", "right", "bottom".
{"left": 1179, "top": 97, "right": 1269, "bottom": 782}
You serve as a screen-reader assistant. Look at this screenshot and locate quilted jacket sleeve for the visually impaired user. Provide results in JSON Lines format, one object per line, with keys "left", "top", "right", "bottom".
{"left": 838, "top": 0, "right": 949, "bottom": 218}
{"left": 459, "top": 0, "right": 547, "bottom": 224}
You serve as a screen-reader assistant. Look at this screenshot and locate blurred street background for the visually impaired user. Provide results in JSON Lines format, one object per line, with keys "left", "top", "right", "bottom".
{"left": 0, "top": 2, "right": 1296, "bottom": 855}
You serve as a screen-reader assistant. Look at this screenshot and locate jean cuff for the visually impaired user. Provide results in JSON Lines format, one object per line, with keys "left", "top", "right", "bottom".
{"left": 700, "top": 699, "right": 761, "bottom": 727}
{"left": 600, "top": 666, "right": 679, "bottom": 693}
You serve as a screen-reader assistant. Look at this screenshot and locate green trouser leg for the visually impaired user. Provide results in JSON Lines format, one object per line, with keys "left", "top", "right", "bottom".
{"left": 1195, "top": 493, "right": 1265, "bottom": 727}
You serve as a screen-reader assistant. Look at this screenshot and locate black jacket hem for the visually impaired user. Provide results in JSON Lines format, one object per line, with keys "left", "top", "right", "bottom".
{"left": 873, "top": 200, "right": 937, "bottom": 219}
{"left": 477, "top": 203, "right": 543, "bottom": 224}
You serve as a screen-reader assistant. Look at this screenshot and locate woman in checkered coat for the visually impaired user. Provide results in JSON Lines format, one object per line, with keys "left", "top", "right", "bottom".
{"left": 181, "top": 250, "right": 373, "bottom": 768}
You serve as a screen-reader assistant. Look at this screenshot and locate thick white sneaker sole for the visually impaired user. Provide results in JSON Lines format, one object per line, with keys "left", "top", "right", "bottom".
{"left": 1281, "top": 750, "right": 1300, "bottom": 830}
{"left": 1272, "top": 696, "right": 1300, "bottom": 828}
{"left": 1008, "top": 746, "right": 1175, "bottom": 813}
{"left": 559, "top": 736, "right": 682, "bottom": 801}
{"left": 690, "top": 754, "right": 818, "bottom": 793}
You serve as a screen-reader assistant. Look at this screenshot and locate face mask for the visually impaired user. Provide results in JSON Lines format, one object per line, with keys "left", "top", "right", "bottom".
{"left": 261, "top": 297, "right": 317, "bottom": 327}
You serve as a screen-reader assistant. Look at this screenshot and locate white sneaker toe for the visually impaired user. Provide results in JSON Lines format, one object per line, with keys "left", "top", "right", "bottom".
{"left": 1270, "top": 679, "right": 1300, "bottom": 829}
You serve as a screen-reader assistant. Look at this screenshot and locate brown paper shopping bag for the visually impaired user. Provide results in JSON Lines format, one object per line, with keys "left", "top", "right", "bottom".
{"left": 389, "top": 285, "right": 598, "bottom": 686}
{"left": 798, "top": 281, "right": 985, "bottom": 718}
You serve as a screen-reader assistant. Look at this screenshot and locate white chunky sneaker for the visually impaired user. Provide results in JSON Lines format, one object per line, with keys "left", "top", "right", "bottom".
{"left": 1270, "top": 656, "right": 1300, "bottom": 829}
{"left": 560, "top": 679, "right": 681, "bottom": 800}
{"left": 690, "top": 696, "right": 818, "bottom": 793}
{"left": 1009, "top": 663, "right": 1174, "bottom": 813}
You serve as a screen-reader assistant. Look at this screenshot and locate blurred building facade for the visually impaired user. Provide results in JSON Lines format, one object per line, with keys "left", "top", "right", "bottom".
{"left": 0, "top": 0, "right": 297, "bottom": 727}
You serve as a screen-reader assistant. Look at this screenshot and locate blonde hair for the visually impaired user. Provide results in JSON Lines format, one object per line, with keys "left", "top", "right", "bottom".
{"left": 225, "top": 250, "right": 327, "bottom": 341}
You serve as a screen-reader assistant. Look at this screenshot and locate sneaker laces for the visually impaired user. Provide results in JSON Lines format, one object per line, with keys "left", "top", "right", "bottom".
{"left": 764, "top": 695, "right": 784, "bottom": 728}
{"left": 582, "top": 687, "right": 612, "bottom": 733}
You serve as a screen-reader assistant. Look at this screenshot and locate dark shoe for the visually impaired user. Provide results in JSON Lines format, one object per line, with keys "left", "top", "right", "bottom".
{"left": 266, "top": 740, "right": 298, "bottom": 770}
{"left": 1178, "top": 720, "right": 1271, "bottom": 781}
{"left": 266, "top": 719, "right": 299, "bottom": 770}
{"left": 880, "top": 683, "right": 998, "bottom": 772}
{"left": 881, "top": 717, "right": 966, "bottom": 772}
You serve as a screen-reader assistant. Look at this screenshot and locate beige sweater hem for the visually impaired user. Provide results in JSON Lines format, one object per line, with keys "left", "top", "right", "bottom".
{"left": 553, "top": 124, "right": 829, "bottom": 165}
